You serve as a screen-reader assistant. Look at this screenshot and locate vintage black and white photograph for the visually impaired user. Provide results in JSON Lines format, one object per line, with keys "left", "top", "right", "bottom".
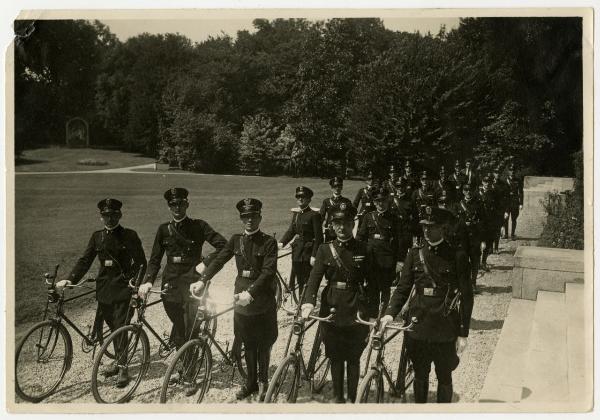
{"left": 6, "top": 8, "right": 593, "bottom": 413}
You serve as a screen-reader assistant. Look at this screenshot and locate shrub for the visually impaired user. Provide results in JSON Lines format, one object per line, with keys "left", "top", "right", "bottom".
{"left": 77, "top": 159, "right": 109, "bottom": 166}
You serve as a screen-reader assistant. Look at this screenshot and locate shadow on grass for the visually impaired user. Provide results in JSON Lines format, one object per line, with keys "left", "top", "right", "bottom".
{"left": 470, "top": 319, "right": 504, "bottom": 331}
{"left": 479, "top": 285, "right": 512, "bottom": 294}
{"left": 15, "top": 157, "right": 47, "bottom": 166}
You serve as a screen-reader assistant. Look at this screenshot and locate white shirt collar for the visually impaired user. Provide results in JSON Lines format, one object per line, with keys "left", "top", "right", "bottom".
{"left": 427, "top": 238, "right": 444, "bottom": 247}
{"left": 105, "top": 224, "right": 120, "bottom": 231}
{"left": 245, "top": 228, "right": 260, "bottom": 236}
{"left": 173, "top": 216, "right": 188, "bottom": 223}
{"left": 337, "top": 236, "right": 352, "bottom": 243}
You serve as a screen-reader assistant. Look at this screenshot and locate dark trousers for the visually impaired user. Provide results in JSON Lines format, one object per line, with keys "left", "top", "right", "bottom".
{"left": 98, "top": 300, "right": 133, "bottom": 363}
{"left": 406, "top": 336, "right": 458, "bottom": 403}
{"left": 163, "top": 299, "right": 200, "bottom": 349}
{"left": 291, "top": 261, "right": 311, "bottom": 300}
{"left": 398, "top": 234, "right": 412, "bottom": 264}
{"left": 503, "top": 205, "right": 520, "bottom": 237}
{"left": 466, "top": 242, "right": 481, "bottom": 285}
{"left": 373, "top": 263, "right": 395, "bottom": 309}
{"left": 330, "top": 357, "right": 360, "bottom": 403}
{"left": 480, "top": 228, "right": 495, "bottom": 266}
{"left": 244, "top": 344, "right": 272, "bottom": 389}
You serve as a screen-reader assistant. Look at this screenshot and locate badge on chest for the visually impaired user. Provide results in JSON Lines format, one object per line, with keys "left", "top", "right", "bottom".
{"left": 104, "top": 260, "right": 114, "bottom": 267}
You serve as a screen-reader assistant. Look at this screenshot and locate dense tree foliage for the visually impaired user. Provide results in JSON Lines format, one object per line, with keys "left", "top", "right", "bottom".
{"left": 14, "top": 17, "right": 582, "bottom": 176}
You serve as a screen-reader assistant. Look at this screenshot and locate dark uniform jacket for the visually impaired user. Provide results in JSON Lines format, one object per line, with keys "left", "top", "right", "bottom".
{"left": 304, "top": 238, "right": 379, "bottom": 326}
{"left": 477, "top": 189, "right": 498, "bottom": 231}
{"left": 145, "top": 217, "right": 227, "bottom": 301}
{"left": 68, "top": 225, "right": 147, "bottom": 304}
{"left": 434, "top": 178, "right": 455, "bottom": 204}
{"left": 461, "top": 168, "right": 479, "bottom": 187}
{"left": 280, "top": 206, "right": 323, "bottom": 262}
{"left": 353, "top": 186, "right": 376, "bottom": 216}
{"left": 449, "top": 172, "right": 466, "bottom": 199}
{"left": 202, "top": 231, "right": 278, "bottom": 316}
{"left": 319, "top": 195, "right": 353, "bottom": 232}
{"left": 385, "top": 241, "right": 473, "bottom": 342}
{"left": 356, "top": 210, "right": 403, "bottom": 267}
{"left": 391, "top": 193, "right": 413, "bottom": 232}
{"left": 411, "top": 188, "right": 436, "bottom": 221}
{"left": 453, "top": 198, "right": 482, "bottom": 249}
{"left": 504, "top": 176, "right": 524, "bottom": 207}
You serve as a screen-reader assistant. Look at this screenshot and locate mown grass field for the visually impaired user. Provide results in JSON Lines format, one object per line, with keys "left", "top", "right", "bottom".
{"left": 15, "top": 147, "right": 154, "bottom": 172}
{"left": 15, "top": 170, "right": 364, "bottom": 325}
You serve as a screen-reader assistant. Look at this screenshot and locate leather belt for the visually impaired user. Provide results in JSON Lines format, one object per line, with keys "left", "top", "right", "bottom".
{"left": 240, "top": 270, "right": 255, "bottom": 278}
{"left": 168, "top": 256, "right": 193, "bottom": 264}
{"left": 420, "top": 286, "right": 447, "bottom": 297}
{"left": 372, "top": 234, "right": 390, "bottom": 240}
{"left": 332, "top": 282, "right": 348, "bottom": 290}
{"left": 103, "top": 259, "right": 114, "bottom": 267}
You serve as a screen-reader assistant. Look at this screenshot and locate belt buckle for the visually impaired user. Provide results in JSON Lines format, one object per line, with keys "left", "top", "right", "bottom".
{"left": 172, "top": 256, "right": 182, "bottom": 263}
{"left": 335, "top": 282, "right": 347, "bottom": 290}
{"left": 242, "top": 270, "right": 252, "bottom": 278}
{"left": 373, "top": 234, "right": 382, "bottom": 239}
{"left": 104, "top": 260, "right": 113, "bottom": 267}
{"left": 423, "top": 287, "right": 434, "bottom": 296}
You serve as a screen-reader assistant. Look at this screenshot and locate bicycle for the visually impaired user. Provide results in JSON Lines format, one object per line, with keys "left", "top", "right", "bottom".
{"left": 354, "top": 311, "right": 415, "bottom": 403}
{"left": 159, "top": 282, "right": 247, "bottom": 403}
{"left": 15, "top": 265, "right": 114, "bottom": 403}
{"left": 90, "top": 278, "right": 181, "bottom": 403}
{"left": 263, "top": 299, "right": 333, "bottom": 403}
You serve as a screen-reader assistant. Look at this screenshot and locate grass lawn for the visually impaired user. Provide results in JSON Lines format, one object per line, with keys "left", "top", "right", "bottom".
{"left": 14, "top": 172, "right": 364, "bottom": 325}
{"left": 15, "top": 147, "right": 154, "bottom": 172}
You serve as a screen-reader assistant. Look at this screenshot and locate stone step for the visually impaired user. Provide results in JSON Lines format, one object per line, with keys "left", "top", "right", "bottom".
{"left": 565, "top": 283, "right": 587, "bottom": 405}
{"left": 478, "top": 299, "right": 536, "bottom": 403}
{"left": 521, "top": 291, "right": 568, "bottom": 402}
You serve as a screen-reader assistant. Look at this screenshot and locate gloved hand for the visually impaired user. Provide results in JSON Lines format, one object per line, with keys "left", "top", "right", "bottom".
{"left": 236, "top": 291, "right": 253, "bottom": 307}
{"left": 380, "top": 314, "right": 394, "bottom": 330}
{"left": 456, "top": 336, "right": 468, "bottom": 354}
{"left": 519, "top": 204, "right": 523, "bottom": 210}
{"left": 55, "top": 280, "right": 72, "bottom": 290}
{"left": 138, "top": 282, "right": 153, "bottom": 298}
{"left": 189, "top": 281, "right": 205, "bottom": 295}
{"left": 195, "top": 262, "right": 206, "bottom": 275}
{"left": 277, "top": 242, "right": 284, "bottom": 250}
{"left": 310, "top": 256, "right": 316, "bottom": 266}
{"left": 504, "top": 212, "right": 509, "bottom": 219}
{"left": 300, "top": 303, "right": 314, "bottom": 319}
{"left": 396, "top": 261, "right": 403, "bottom": 273}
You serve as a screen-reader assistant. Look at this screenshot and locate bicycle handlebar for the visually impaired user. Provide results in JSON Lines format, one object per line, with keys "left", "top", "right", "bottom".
{"left": 355, "top": 312, "right": 414, "bottom": 332}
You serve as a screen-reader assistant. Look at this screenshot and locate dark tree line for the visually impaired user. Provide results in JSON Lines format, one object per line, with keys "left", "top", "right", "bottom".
{"left": 14, "top": 17, "right": 583, "bottom": 177}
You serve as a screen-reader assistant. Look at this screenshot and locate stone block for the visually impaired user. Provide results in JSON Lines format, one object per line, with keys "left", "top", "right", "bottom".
{"left": 511, "top": 267, "right": 524, "bottom": 299}
{"left": 521, "top": 269, "right": 584, "bottom": 300}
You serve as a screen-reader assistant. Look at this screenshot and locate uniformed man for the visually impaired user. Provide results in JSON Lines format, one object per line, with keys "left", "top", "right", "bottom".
{"left": 56, "top": 198, "right": 147, "bottom": 388}
{"left": 356, "top": 186, "right": 404, "bottom": 307}
{"left": 477, "top": 176, "right": 498, "bottom": 271}
{"left": 503, "top": 163, "right": 524, "bottom": 240}
{"left": 138, "top": 188, "right": 227, "bottom": 371}
{"left": 279, "top": 186, "right": 323, "bottom": 299}
{"left": 353, "top": 170, "right": 377, "bottom": 229}
{"left": 380, "top": 206, "right": 474, "bottom": 403}
{"left": 191, "top": 198, "right": 278, "bottom": 401}
{"left": 411, "top": 173, "right": 436, "bottom": 246}
{"left": 319, "top": 176, "right": 353, "bottom": 242}
{"left": 453, "top": 185, "right": 483, "bottom": 291}
{"left": 461, "top": 158, "right": 478, "bottom": 187}
{"left": 491, "top": 166, "right": 508, "bottom": 253}
{"left": 301, "top": 202, "right": 379, "bottom": 403}
{"left": 402, "top": 161, "right": 419, "bottom": 193}
{"left": 384, "top": 165, "right": 399, "bottom": 194}
{"left": 449, "top": 160, "right": 466, "bottom": 202}
{"left": 391, "top": 178, "right": 414, "bottom": 264}
{"left": 435, "top": 165, "right": 455, "bottom": 206}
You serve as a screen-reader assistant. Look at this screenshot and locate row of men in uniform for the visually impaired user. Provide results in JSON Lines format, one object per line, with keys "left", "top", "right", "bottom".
{"left": 55, "top": 185, "right": 475, "bottom": 404}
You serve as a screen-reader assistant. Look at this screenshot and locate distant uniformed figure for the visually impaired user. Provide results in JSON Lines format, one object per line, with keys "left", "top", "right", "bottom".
{"left": 138, "top": 188, "right": 227, "bottom": 358}
{"left": 411, "top": 173, "right": 436, "bottom": 245}
{"left": 353, "top": 170, "right": 377, "bottom": 228}
{"left": 490, "top": 167, "right": 508, "bottom": 253}
{"left": 402, "top": 161, "right": 420, "bottom": 193}
{"left": 319, "top": 176, "right": 353, "bottom": 242}
{"left": 356, "top": 186, "right": 404, "bottom": 306}
{"left": 391, "top": 178, "right": 414, "bottom": 264}
{"left": 435, "top": 165, "right": 455, "bottom": 206}
{"left": 193, "top": 198, "right": 278, "bottom": 401}
{"left": 301, "top": 203, "right": 379, "bottom": 403}
{"left": 453, "top": 185, "right": 483, "bottom": 290}
{"left": 56, "top": 198, "right": 147, "bottom": 388}
{"left": 380, "top": 206, "right": 474, "bottom": 404}
{"left": 503, "top": 163, "right": 524, "bottom": 240}
{"left": 449, "top": 160, "right": 466, "bottom": 202}
{"left": 384, "top": 165, "right": 400, "bottom": 195}
{"left": 461, "top": 158, "right": 479, "bottom": 187}
{"left": 279, "top": 186, "right": 323, "bottom": 299}
{"left": 477, "top": 177, "right": 498, "bottom": 271}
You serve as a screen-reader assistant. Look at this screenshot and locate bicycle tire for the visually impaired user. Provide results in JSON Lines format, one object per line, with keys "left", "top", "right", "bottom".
{"left": 15, "top": 320, "right": 73, "bottom": 403}
{"left": 394, "top": 338, "right": 414, "bottom": 400}
{"left": 160, "top": 338, "right": 212, "bottom": 403}
{"left": 307, "top": 325, "right": 329, "bottom": 394}
{"left": 274, "top": 277, "right": 283, "bottom": 310}
{"left": 231, "top": 336, "right": 247, "bottom": 380}
{"left": 264, "top": 354, "right": 300, "bottom": 403}
{"left": 91, "top": 325, "right": 150, "bottom": 403}
{"left": 356, "top": 368, "right": 385, "bottom": 403}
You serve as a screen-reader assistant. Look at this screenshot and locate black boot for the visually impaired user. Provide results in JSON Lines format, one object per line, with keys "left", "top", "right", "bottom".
{"left": 238, "top": 347, "right": 258, "bottom": 400}
{"left": 436, "top": 383, "right": 453, "bottom": 403}
{"left": 346, "top": 360, "right": 360, "bottom": 403}
{"left": 331, "top": 359, "right": 346, "bottom": 403}
{"left": 413, "top": 379, "right": 429, "bottom": 403}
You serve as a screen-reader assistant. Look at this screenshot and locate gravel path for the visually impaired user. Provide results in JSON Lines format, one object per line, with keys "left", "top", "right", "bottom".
{"left": 14, "top": 238, "right": 525, "bottom": 405}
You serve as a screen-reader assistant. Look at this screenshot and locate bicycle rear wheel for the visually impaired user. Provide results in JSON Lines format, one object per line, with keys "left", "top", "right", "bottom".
{"left": 356, "top": 369, "right": 384, "bottom": 403}
{"left": 160, "top": 338, "right": 212, "bottom": 403}
{"left": 394, "top": 338, "right": 414, "bottom": 400}
{"left": 91, "top": 325, "right": 150, "bottom": 403}
{"left": 308, "top": 325, "right": 329, "bottom": 394}
{"left": 274, "top": 277, "right": 283, "bottom": 310}
{"left": 15, "top": 320, "right": 72, "bottom": 402}
{"left": 231, "top": 336, "right": 247, "bottom": 380}
{"left": 264, "top": 354, "right": 300, "bottom": 403}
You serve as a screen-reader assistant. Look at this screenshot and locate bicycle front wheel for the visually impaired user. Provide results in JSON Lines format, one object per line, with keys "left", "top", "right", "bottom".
{"left": 394, "top": 338, "right": 414, "bottom": 400}
{"left": 15, "top": 320, "right": 73, "bottom": 402}
{"left": 308, "top": 325, "right": 330, "bottom": 394}
{"left": 264, "top": 354, "right": 300, "bottom": 403}
{"left": 160, "top": 338, "right": 212, "bottom": 403}
{"left": 91, "top": 325, "right": 150, "bottom": 403}
{"left": 356, "top": 368, "right": 384, "bottom": 403}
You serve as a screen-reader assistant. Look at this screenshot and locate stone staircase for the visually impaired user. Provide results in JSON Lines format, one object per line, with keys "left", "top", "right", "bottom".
{"left": 479, "top": 283, "right": 591, "bottom": 408}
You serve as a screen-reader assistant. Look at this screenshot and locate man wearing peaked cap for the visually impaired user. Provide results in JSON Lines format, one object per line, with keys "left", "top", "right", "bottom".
{"left": 412, "top": 172, "right": 437, "bottom": 247}
{"left": 477, "top": 176, "right": 499, "bottom": 272}
{"left": 191, "top": 198, "right": 278, "bottom": 402}
{"left": 354, "top": 170, "right": 378, "bottom": 230}
{"left": 380, "top": 204, "right": 473, "bottom": 404}
{"left": 56, "top": 198, "right": 147, "bottom": 388}
{"left": 301, "top": 200, "right": 379, "bottom": 403}
{"left": 357, "top": 186, "right": 405, "bottom": 307}
{"left": 503, "top": 163, "right": 523, "bottom": 240}
{"left": 279, "top": 186, "right": 323, "bottom": 300}
{"left": 320, "top": 177, "right": 353, "bottom": 242}
{"left": 138, "top": 188, "right": 227, "bottom": 395}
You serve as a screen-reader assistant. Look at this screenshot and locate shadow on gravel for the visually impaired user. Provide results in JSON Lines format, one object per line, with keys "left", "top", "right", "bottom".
{"left": 470, "top": 319, "right": 504, "bottom": 331}
{"left": 478, "top": 285, "right": 512, "bottom": 294}
{"left": 47, "top": 380, "right": 91, "bottom": 403}
{"left": 488, "top": 265, "right": 514, "bottom": 271}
